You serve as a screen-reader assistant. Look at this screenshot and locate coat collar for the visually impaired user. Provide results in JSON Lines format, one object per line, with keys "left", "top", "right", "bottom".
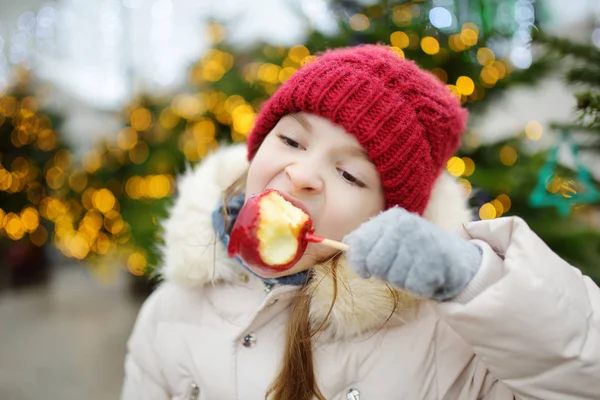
{"left": 159, "top": 144, "right": 473, "bottom": 339}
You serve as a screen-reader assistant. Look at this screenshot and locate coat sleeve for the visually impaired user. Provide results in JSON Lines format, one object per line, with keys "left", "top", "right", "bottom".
{"left": 121, "top": 287, "right": 170, "bottom": 400}
{"left": 435, "top": 216, "right": 600, "bottom": 400}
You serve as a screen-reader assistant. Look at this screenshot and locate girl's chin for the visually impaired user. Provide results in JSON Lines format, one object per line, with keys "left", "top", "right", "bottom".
{"left": 246, "top": 263, "right": 303, "bottom": 279}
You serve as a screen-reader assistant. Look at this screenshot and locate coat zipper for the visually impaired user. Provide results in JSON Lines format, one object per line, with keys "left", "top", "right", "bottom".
{"left": 189, "top": 382, "right": 200, "bottom": 400}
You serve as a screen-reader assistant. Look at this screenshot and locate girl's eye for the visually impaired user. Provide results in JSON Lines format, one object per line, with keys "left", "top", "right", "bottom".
{"left": 338, "top": 169, "right": 366, "bottom": 188}
{"left": 277, "top": 134, "right": 301, "bottom": 149}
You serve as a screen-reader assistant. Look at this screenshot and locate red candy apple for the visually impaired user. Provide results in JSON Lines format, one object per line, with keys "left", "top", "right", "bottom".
{"left": 228, "top": 189, "right": 314, "bottom": 271}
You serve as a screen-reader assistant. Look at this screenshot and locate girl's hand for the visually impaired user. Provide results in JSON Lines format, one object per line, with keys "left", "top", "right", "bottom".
{"left": 343, "top": 207, "right": 482, "bottom": 301}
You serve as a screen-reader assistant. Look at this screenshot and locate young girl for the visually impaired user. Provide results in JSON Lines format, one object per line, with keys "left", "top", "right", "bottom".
{"left": 122, "top": 44, "right": 600, "bottom": 400}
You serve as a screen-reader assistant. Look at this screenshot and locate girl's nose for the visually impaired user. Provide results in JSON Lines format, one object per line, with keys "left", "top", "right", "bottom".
{"left": 284, "top": 163, "right": 324, "bottom": 193}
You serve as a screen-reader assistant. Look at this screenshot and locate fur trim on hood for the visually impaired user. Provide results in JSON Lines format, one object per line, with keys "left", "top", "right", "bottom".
{"left": 159, "top": 144, "right": 473, "bottom": 339}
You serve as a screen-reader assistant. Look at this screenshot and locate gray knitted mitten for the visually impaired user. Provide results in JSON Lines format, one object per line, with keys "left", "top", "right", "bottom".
{"left": 343, "top": 207, "right": 482, "bottom": 301}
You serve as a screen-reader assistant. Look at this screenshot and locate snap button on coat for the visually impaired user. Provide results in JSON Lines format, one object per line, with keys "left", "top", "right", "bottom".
{"left": 242, "top": 333, "right": 256, "bottom": 348}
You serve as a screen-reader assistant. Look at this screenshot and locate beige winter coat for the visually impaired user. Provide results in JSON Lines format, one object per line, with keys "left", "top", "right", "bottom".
{"left": 122, "top": 145, "right": 600, "bottom": 400}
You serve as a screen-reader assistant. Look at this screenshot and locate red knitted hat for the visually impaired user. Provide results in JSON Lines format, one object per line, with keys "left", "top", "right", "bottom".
{"left": 246, "top": 44, "right": 468, "bottom": 214}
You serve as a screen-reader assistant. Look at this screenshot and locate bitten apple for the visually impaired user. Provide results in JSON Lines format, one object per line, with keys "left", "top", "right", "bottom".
{"left": 228, "top": 189, "right": 314, "bottom": 270}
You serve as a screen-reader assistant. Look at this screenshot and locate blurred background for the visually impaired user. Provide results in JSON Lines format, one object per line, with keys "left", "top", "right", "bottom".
{"left": 0, "top": 0, "right": 599, "bottom": 399}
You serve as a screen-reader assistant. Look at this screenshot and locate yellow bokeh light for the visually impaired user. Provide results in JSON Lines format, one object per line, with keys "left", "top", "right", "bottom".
{"left": 300, "top": 55, "right": 316, "bottom": 67}
{"left": 279, "top": 67, "right": 296, "bottom": 83}
{"left": 281, "top": 57, "right": 297, "bottom": 69}
{"left": 232, "top": 104, "right": 255, "bottom": 136}
{"left": 448, "top": 34, "right": 467, "bottom": 52}
{"left": 93, "top": 232, "right": 111, "bottom": 254}
{"left": 389, "top": 46, "right": 405, "bottom": 59}
{"left": 392, "top": 5, "right": 412, "bottom": 27}
{"left": 20, "top": 96, "right": 38, "bottom": 117}
{"left": 30, "top": 225, "right": 48, "bottom": 247}
{"left": 83, "top": 149, "right": 102, "bottom": 174}
{"left": 11, "top": 157, "right": 32, "bottom": 182}
{"left": 41, "top": 197, "right": 64, "bottom": 220}
{"left": 202, "top": 59, "right": 226, "bottom": 82}
{"left": 108, "top": 218, "right": 124, "bottom": 235}
{"left": 0, "top": 169, "right": 12, "bottom": 191}
{"left": 496, "top": 194, "right": 511, "bottom": 213}
{"left": 46, "top": 166, "right": 66, "bottom": 190}
{"left": 6, "top": 172, "right": 21, "bottom": 193}
{"left": 493, "top": 61, "right": 507, "bottom": 79}
{"left": 431, "top": 68, "right": 447, "bottom": 83}
{"left": 458, "top": 178, "right": 472, "bottom": 198}
{"left": 54, "top": 149, "right": 72, "bottom": 171}
{"left": 390, "top": 31, "right": 410, "bottom": 49}
{"left": 499, "top": 145, "right": 518, "bottom": 166}
{"left": 68, "top": 233, "right": 90, "bottom": 260}
{"left": 93, "top": 188, "right": 116, "bottom": 213}
{"left": 117, "top": 127, "right": 138, "bottom": 150}
{"left": 21, "top": 207, "right": 40, "bottom": 232}
{"left": 446, "top": 85, "right": 461, "bottom": 99}
{"left": 130, "top": 108, "right": 152, "bottom": 131}
{"left": 5, "top": 213, "right": 25, "bottom": 240}
{"left": 68, "top": 170, "right": 88, "bottom": 193}
{"left": 288, "top": 45, "right": 310, "bottom": 64}
{"left": 172, "top": 93, "right": 204, "bottom": 119}
{"left": 349, "top": 14, "right": 370, "bottom": 31}
{"left": 159, "top": 107, "right": 180, "bottom": 129}
{"left": 477, "top": 48, "right": 495, "bottom": 66}
{"left": 456, "top": 76, "right": 475, "bottom": 96}
{"left": 224, "top": 95, "right": 245, "bottom": 114}
{"left": 78, "top": 188, "right": 94, "bottom": 211}
{"left": 213, "top": 50, "right": 234, "bottom": 71}
{"left": 192, "top": 119, "right": 216, "bottom": 143}
{"left": 479, "top": 203, "right": 497, "bottom": 220}
{"left": 129, "top": 141, "right": 150, "bottom": 165}
{"left": 0, "top": 96, "right": 18, "bottom": 117}
{"left": 460, "top": 28, "right": 478, "bottom": 46}
{"left": 83, "top": 210, "right": 104, "bottom": 231}
{"left": 257, "top": 63, "right": 281, "bottom": 84}
{"left": 480, "top": 65, "right": 500, "bottom": 87}
{"left": 104, "top": 210, "right": 123, "bottom": 233}
{"left": 37, "top": 129, "right": 57, "bottom": 151}
{"left": 183, "top": 140, "right": 200, "bottom": 162}
{"left": 421, "top": 36, "right": 440, "bottom": 55}
{"left": 491, "top": 199, "right": 504, "bottom": 217}
{"left": 462, "top": 157, "right": 475, "bottom": 176}
{"left": 11, "top": 129, "right": 27, "bottom": 148}
{"left": 525, "top": 120, "right": 543, "bottom": 141}
{"left": 446, "top": 156, "right": 466, "bottom": 176}
{"left": 462, "top": 22, "right": 479, "bottom": 36}
{"left": 128, "top": 251, "right": 147, "bottom": 276}
{"left": 147, "top": 175, "right": 171, "bottom": 199}
{"left": 206, "top": 22, "right": 225, "bottom": 44}
{"left": 126, "top": 176, "right": 143, "bottom": 199}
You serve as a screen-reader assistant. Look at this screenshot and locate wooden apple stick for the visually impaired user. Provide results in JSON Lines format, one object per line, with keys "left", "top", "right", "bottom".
{"left": 305, "top": 233, "right": 349, "bottom": 252}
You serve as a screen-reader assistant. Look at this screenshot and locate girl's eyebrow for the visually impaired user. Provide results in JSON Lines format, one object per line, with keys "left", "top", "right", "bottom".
{"left": 289, "top": 114, "right": 374, "bottom": 166}
{"left": 340, "top": 145, "right": 373, "bottom": 164}
{"left": 291, "top": 114, "right": 313, "bottom": 132}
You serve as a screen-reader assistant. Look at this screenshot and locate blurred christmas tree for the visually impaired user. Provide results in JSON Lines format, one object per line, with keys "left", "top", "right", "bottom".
{"left": 67, "top": 0, "right": 600, "bottom": 284}
{"left": 535, "top": 34, "right": 600, "bottom": 151}
{"left": 0, "top": 70, "right": 74, "bottom": 289}
{"left": 461, "top": 32, "right": 600, "bottom": 282}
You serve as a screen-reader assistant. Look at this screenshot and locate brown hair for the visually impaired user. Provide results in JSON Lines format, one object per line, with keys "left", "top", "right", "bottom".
{"left": 221, "top": 172, "right": 397, "bottom": 400}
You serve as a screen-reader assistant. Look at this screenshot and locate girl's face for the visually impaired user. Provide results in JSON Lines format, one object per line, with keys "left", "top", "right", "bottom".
{"left": 245, "top": 112, "right": 385, "bottom": 278}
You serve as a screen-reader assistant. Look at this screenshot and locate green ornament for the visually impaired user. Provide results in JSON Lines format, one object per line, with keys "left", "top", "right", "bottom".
{"left": 529, "top": 129, "right": 599, "bottom": 216}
